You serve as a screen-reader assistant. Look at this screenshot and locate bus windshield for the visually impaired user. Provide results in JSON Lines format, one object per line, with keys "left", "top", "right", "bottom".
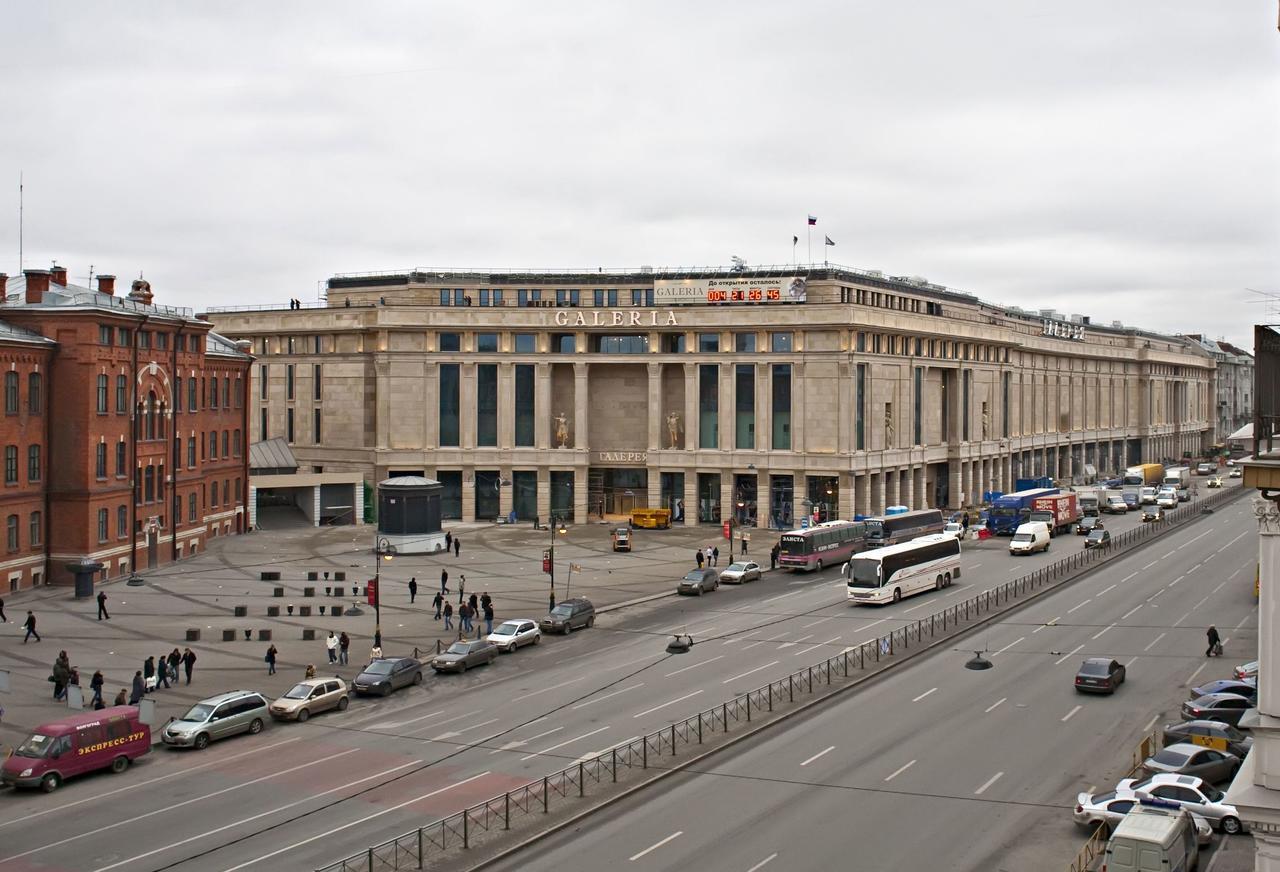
{"left": 989, "top": 507, "right": 1018, "bottom": 518}
{"left": 862, "top": 521, "right": 883, "bottom": 538}
{"left": 847, "top": 559, "right": 881, "bottom": 587}
{"left": 779, "top": 535, "right": 808, "bottom": 556}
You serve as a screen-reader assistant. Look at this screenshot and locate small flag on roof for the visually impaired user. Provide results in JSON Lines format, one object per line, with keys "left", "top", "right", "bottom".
{"left": 807, "top": 215, "right": 817, "bottom": 225}
{"left": 825, "top": 236, "right": 835, "bottom": 246}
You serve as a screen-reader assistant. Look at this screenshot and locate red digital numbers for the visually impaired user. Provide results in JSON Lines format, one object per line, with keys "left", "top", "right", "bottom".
{"left": 706, "top": 290, "right": 729, "bottom": 302}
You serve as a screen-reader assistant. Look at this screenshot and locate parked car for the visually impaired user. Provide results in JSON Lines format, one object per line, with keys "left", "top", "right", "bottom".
{"left": 942, "top": 522, "right": 965, "bottom": 540}
{"left": 1207, "top": 476, "right": 1223, "bottom": 489}
{"left": 1085, "top": 528, "right": 1112, "bottom": 549}
{"left": 1181, "top": 693, "right": 1253, "bottom": 726}
{"left": 1163, "top": 720, "right": 1254, "bottom": 759}
{"left": 2, "top": 707, "right": 150, "bottom": 792}
{"left": 1074, "top": 792, "right": 1213, "bottom": 845}
{"left": 1120, "top": 773, "right": 1246, "bottom": 834}
{"left": 1189, "top": 679, "right": 1256, "bottom": 704}
{"left": 1075, "top": 517, "right": 1103, "bottom": 535}
{"left": 432, "top": 639, "right": 499, "bottom": 673}
{"left": 162, "top": 690, "right": 269, "bottom": 750}
{"left": 352, "top": 657, "right": 422, "bottom": 696}
{"left": 678, "top": 567, "right": 720, "bottom": 595}
{"left": 1075, "top": 658, "right": 1126, "bottom": 694}
{"left": 269, "top": 678, "right": 349, "bottom": 722}
{"left": 486, "top": 619, "right": 541, "bottom": 652}
{"left": 1142, "top": 743, "right": 1240, "bottom": 783}
{"left": 720, "top": 561, "right": 762, "bottom": 584}
{"left": 540, "top": 597, "right": 596, "bottom": 634}
{"left": 1141, "top": 505, "right": 1163, "bottom": 523}
{"left": 1230, "top": 467, "right": 1243, "bottom": 478}
{"left": 1234, "top": 660, "right": 1260, "bottom": 680}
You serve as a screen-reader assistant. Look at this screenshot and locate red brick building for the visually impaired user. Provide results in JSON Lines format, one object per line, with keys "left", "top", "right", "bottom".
{"left": 0, "top": 267, "right": 253, "bottom": 588}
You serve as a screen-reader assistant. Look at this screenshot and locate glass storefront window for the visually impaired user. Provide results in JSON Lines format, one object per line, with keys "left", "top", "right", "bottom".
{"left": 660, "top": 472, "right": 686, "bottom": 522}
{"left": 550, "top": 471, "right": 574, "bottom": 523}
{"left": 772, "top": 364, "right": 791, "bottom": 450}
{"left": 474, "top": 470, "right": 500, "bottom": 520}
{"left": 438, "top": 471, "right": 462, "bottom": 519}
{"left": 769, "top": 475, "right": 794, "bottom": 530}
{"left": 697, "top": 472, "right": 721, "bottom": 523}
{"left": 477, "top": 365, "right": 498, "bottom": 447}
{"left": 735, "top": 364, "right": 754, "bottom": 449}
{"left": 514, "top": 365, "right": 535, "bottom": 447}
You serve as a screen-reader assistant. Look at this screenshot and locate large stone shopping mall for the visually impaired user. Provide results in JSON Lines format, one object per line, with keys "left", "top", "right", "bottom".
{"left": 205, "top": 265, "right": 1216, "bottom": 528}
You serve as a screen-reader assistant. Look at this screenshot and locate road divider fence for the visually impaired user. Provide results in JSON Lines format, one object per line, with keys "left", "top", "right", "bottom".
{"left": 315, "top": 485, "right": 1245, "bottom": 872}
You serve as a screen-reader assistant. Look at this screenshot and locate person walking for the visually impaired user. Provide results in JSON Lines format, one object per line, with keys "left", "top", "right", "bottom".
{"left": 440, "top": 569, "right": 450, "bottom": 595}
{"left": 704, "top": 546, "right": 713, "bottom": 567}
{"left": 339, "top": 631, "right": 350, "bottom": 665}
{"left": 143, "top": 656, "right": 156, "bottom": 693}
{"left": 480, "top": 591, "right": 492, "bottom": 615}
{"left": 182, "top": 648, "right": 197, "bottom": 685}
{"left": 168, "top": 649, "right": 181, "bottom": 684}
{"left": 408, "top": 577, "right": 418, "bottom": 604}
{"left": 432, "top": 591, "right": 444, "bottom": 620}
{"left": 445, "top": 531, "right": 453, "bottom": 552}
{"left": 22, "top": 610, "right": 39, "bottom": 643}
{"left": 740, "top": 534, "right": 748, "bottom": 555}
{"left": 90, "top": 670, "right": 105, "bottom": 707}
{"left": 326, "top": 631, "right": 339, "bottom": 664}
{"left": 459, "top": 603, "right": 472, "bottom": 634}
{"left": 468, "top": 592, "right": 479, "bottom": 621}
{"left": 458, "top": 574, "right": 466, "bottom": 605}
{"left": 114, "top": 687, "right": 129, "bottom": 706}
{"left": 155, "top": 652, "right": 171, "bottom": 689}
{"left": 0, "top": 593, "right": 7, "bottom": 622}
{"left": 52, "top": 652, "right": 70, "bottom": 701}
{"left": 483, "top": 599, "right": 495, "bottom": 635}
{"left": 1206, "top": 625, "right": 1222, "bottom": 657}
{"left": 712, "top": 546, "right": 719, "bottom": 567}
{"left": 453, "top": 536, "right": 461, "bottom": 558}
{"left": 265, "top": 644, "right": 278, "bottom": 675}
{"left": 769, "top": 543, "right": 779, "bottom": 571}
{"left": 695, "top": 549, "right": 704, "bottom": 569}
{"left": 97, "top": 590, "right": 110, "bottom": 620}
{"left": 128, "top": 671, "right": 144, "bottom": 705}
{"left": 443, "top": 601, "right": 454, "bottom": 630}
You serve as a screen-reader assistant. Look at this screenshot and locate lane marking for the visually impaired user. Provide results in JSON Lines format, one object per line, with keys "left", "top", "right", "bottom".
{"left": 746, "top": 854, "right": 779, "bottom": 872}
{"left": 974, "top": 771, "right": 1004, "bottom": 795}
{"left": 1096, "top": 584, "right": 1116, "bottom": 597}
{"left": 1067, "top": 599, "right": 1093, "bottom": 614}
{"left": 1235, "top": 614, "right": 1252, "bottom": 630}
{"left": 407, "top": 709, "right": 484, "bottom": 734}
{"left": 1175, "top": 531, "right": 1211, "bottom": 551}
{"left": 369, "top": 708, "right": 449, "bottom": 730}
{"left": 86, "top": 760, "right": 420, "bottom": 872}
{"left": 1211, "top": 581, "right": 1227, "bottom": 594}
{"left": 1142, "top": 561, "right": 1158, "bottom": 571}
{"left": 992, "top": 637, "right": 1024, "bottom": 656}
{"left": 666, "top": 657, "right": 725, "bottom": 678}
{"left": 801, "top": 617, "right": 832, "bottom": 628}
{"left": 1185, "top": 663, "right": 1209, "bottom": 686}
{"left": 984, "top": 697, "right": 1007, "bottom": 714}
{"left": 971, "top": 563, "right": 983, "bottom": 570}
{"left": 490, "top": 726, "right": 563, "bottom": 754}
{"left": 431, "top": 718, "right": 500, "bottom": 741}
{"left": 1173, "top": 611, "right": 1192, "bottom": 628}
{"left": 742, "top": 633, "right": 788, "bottom": 651}
{"left": 1091, "top": 624, "right": 1115, "bottom": 641}
{"left": 1143, "top": 714, "right": 1159, "bottom": 732}
{"left": 760, "top": 591, "right": 793, "bottom": 604}
{"left": 1054, "top": 644, "right": 1085, "bottom": 666}
{"left": 511, "top": 676, "right": 587, "bottom": 702}
{"left": 630, "top": 831, "right": 683, "bottom": 862}
{"left": 573, "top": 684, "right": 645, "bottom": 709}
{"left": 522, "top": 726, "right": 611, "bottom": 761}
{"left": 912, "top": 687, "right": 938, "bottom": 702}
{"left": 884, "top": 759, "right": 916, "bottom": 782}
{"left": 1032, "top": 616, "right": 1061, "bottom": 635}
{"left": 217, "top": 772, "right": 491, "bottom": 872}
{"left": 1120, "top": 571, "right": 1139, "bottom": 583}
{"left": 1148, "top": 588, "right": 1165, "bottom": 601}
{"left": 795, "top": 635, "right": 844, "bottom": 656}
{"left": 1218, "top": 531, "right": 1248, "bottom": 552}
{"left": 1144, "top": 632, "right": 1167, "bottom": 651}
{"left": 633, "top": 691, "right": 704, "bottom": 718}
{"left": 902, "top": 602, "right": 932, "bottom": 614}
{"left": 801, "top": 745, "right": 836, "bottom": 767}
{"left": 776, "top": 634, "right": 815, "bottom": 650}
{"left": 722, "top": 661, "right": 781, "bottom": 685}
{"left": 1121, "top": 605, "right": 1143, "bottom": 620}
{"left": 0, "top": 748, "right": 361, "bottom": 864}
{"left": 1061, "top": 705, "right": 1082, "bottom": 723}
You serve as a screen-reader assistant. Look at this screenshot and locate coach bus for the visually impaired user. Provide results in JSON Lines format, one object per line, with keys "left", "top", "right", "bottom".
{"left": 778, "top": 520, "right": 867, "bottom": 572}
{"left": 844, "top": 534, "right": 962, "bottom": 605}
{"left": 862, "top": 508, "right": 945, "bottom": 547}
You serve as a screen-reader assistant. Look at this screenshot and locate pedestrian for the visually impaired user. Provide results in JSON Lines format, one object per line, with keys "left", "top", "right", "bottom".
{"left": 432, "top": 591, "right": 443, "bottom": 620}
{"left": 93, "top": 695, "right": 106, "bottom": 711}
{"left": 454, "top": 537, "right": 461, "bottom": 558}
{"left": 97, "top": 590, "right": 110, "bottom": 620}
{"left": 326, "top": 631, "right": 339, "bottom": 663}
{"left": 740, "top": 535, "right": 748, "bottom": 555}
{"left": 128, "top": 671, "right": 144, "bottom": 705}
{"left": 480, "top": 591, "right": 492, "bottom": 614}
{"left": 339, "top": 631, "right": 350, "bottom": 665}
{"left": 114, "top": 687, "right": 128, "bottom": 707}
{"left": 182, "top": 647, "right": 197, "bottom": 684}
{"left": 143, "top": 656, "right": 156, "bottom": 693}
{"left": 445, "top": 530, "right": 453, "bottom": 552}
{"left": 712, "top": 546, "right": 719, "bottom": 567}
{"left": 440, "top": 569, "right": 449, "bottom": 595}
{"left": 704, "top": 545, "right": 713, "bottom": 567}
{"left": 155, "top": 652, "right": 171, "bottom": 688}
{"left": 769, "top": 543, "right": 779, "bottom": 571}
{"left": 168, "top": 648, "right": 181, "bottom": 683}
{"left": 369, "top": 643, "right": 383, "bottom": 662}
{"left": 22, "top": 610, "right": 39, "bottom": 643}
{"left": 483, "top": 600, "right": 494, "bottom": 635}
{"left": 1206, "top": 625, "right": 1222, "bottom": 657}
{"left": 90, "top": 670, "right": 105, "bottom": 706}
{"left": 443, "top": 601, "right": 454, "bottom": 630}
{"left": 459, "top": 603, "right": 472, "bottom": 634}
{"left": 51, "top": 652, "right": 70, "bottom": 701}
{"left": 0, "top": 593, "right": 6, "bottom": 622}
{"left": 305, "top": 664, "right": 317, "bottom": 679}
{"left": 265, "top": 644, "right": 278, "bottom": 675}
{"left": 408, "top": 577, "right": 418, "bottom": 604}
{"left": 696, "top": 549, "right": 704, "bottom": 569}
{"left": 468, "top": 592, "right": 479, "bottom": 619}
{"left": 458, "top": 574, "right": 466, "bottom": 605}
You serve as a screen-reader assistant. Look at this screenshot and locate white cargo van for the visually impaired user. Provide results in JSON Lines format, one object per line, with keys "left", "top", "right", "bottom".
{"left": 1009, "top": 522, "right": 1051, "bottom": 555}
{"left": 1103, "top": 802, "right": 1198, "bottom": 872}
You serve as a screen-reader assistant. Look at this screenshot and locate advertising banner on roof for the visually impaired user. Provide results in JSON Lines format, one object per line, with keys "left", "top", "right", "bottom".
{"left": 654, "top": 276, "right": 806, "bottom": 305}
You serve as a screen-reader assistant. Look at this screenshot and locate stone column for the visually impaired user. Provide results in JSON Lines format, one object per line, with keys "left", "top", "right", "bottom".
{"left": 647, "top": 363, "right": 662, "bottom": 452}
{"left": 720, "top": 476, "right": 735, "bottom": 529}
{"left": 423, "top": 362, "right": 439, "bottom": 449}
{"left": 949, "top": 464, "right": 963, "bottom": 511}
{"left": 914, "top": 466, "right": 926, "bottom": 510}
{"left": 498, "top": 364, "right": 515, "bottom": 450}
{"left": 719, "top": 364, "right": 734, "bottom": 451}
{"left": 460, "top": 364, "right": 476, "bottom": 449}
{"left": 573, "top": 465, "right": 588, "bottom": 523}
{"left": 535, "top": 364, "right": 551, "bottom": 449}
{"left": 574, "top": 364, "right": 589, "bottom": 451}
{"left": 903, "top": 467, "right": 914, "bottom": 510}
{"left": 870, "top": 471, "right": 884, "bottom": 516}
{"left": 886, "top": 467, "right": 900, "bottom": 508}
{"left": 499, "top": 467, "right": 513, "bottom": 518}
{"left": 375, "top": 357, "right": 391, "bottom": 449}
{"left": 684, "top": 363, "right": 698, "bottom": 451}
{"left": 536, "top": 467, "right": 551, "bottom": 525}
{"left": 683, "top": 471, "right": 698, "bottom": 527}
{"left": 757, "top": 363, "right": 770, "bottom": 452}
{"left": 461, "top": 466, "right": 476, "bottom": 522}
{"left": 792, "top": 362, "right": 805, "bottom": 453}
{"left": 839, "top": 473, "right": 855, "bottom": 520}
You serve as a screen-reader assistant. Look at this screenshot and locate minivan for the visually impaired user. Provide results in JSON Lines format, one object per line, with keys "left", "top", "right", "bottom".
{"left": 1010, "top": 522, "right": 1051, "bottom": 555}
{"left": 162, "top": 690, "right": 270, "bottom": 750}
{"left": 540, "top": 597, "right": 596, "bottom": 634}
{"left": 1, "top": 706, "right": 150, "bottom": 792}
{"left": 1103, "top": 801, "right": 1199, "bottom": 872}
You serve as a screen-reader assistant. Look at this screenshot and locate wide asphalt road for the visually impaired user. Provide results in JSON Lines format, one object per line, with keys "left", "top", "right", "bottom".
{"left": 485, "top": 488, "right": 1259, "bottom": 872}
{"left": 0, "top": 485, "right": 1238, "bottom": 871}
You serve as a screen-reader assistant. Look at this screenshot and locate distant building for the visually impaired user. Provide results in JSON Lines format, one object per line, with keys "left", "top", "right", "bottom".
{"left": 0, "top": 267, "right": 252, "bottom": 589}
{"left": 1185, "top": 334, "right": 1254, "bottom": 444}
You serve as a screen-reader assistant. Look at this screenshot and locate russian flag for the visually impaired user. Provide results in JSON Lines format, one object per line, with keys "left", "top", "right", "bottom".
{"left": 807, "top": 215, "right": 817, "bottom": 225}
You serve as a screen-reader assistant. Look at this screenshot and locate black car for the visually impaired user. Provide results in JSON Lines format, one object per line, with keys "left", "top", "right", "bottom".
{"left": 1189, "top": 680, "right": 1257, "bottom": 704}
{"left": 1075, "top": 517, "right": 1103, "bottom": 536}
{"left": 539, "top": 597, "right": 596, "bottom": 634}
{"left": 677, "top": 568, "right": 720, "bottom": 596}
{"left": 1182, "top": 693, "right": 1253, "bottom": 726}
{"left": 1075, "top": 658, "right": 1126, "bottom": 694}
{"left": 1084, "top": 529, "right": 1111, "bottom": 549}
{"left": 1162, "top": 720, "right": 1253, "bottom": 759}
{"left": 352, "top": 657, "right": 423, "bottom": 696}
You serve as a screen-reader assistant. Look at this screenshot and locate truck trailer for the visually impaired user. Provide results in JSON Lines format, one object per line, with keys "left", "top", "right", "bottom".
{"left": 988, "top": 487, "right": 1060, "bottom": 535}
{"left": 1028, "top": 493, "right": 1080, "bottom": 536}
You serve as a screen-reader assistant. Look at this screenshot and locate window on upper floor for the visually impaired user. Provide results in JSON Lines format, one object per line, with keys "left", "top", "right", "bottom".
{"left": 514, "top": 333, "right": 536, "bottom": 353}
{"left": 771, "top": 332, "right": 793, "bottom": 353}
{"left": 735, "top": 334, "right": 756, "bottom": 353}
{"left": 96, "top": 375, "right": 108, "bottom": 414}
{"left": 96, "top": 443, "right": 107, "bottom": 479}
{"left": 100, "top": 325, "right": 113, "bottom": 345}
{"left": 439, "top": 333, "right": 461, "bottom": 352}
{"left": 4, "top": 372, "right": 17, "bottom": 415}
{"left": 7, "top": 514, "right": 19, "bottom": 552}
{"left": 29, "top": 511, "right": 41, "bottom": 546}
{"left": 662, "top": 334, "right": 686, "bottom": 353}
{"left": 27, "top": 445, "right": 40, "bottom": 482}
{"left": 476, "top": 333, "right": 499, "bottom": 353}
{"left": 28, "top": 373, "right": 41, "bottom": 414}
{"left": 5, "top": 446, "right": 19, "bottom": 485}
{"left": 697, "top": 333, "right": 720, "bottom": 353}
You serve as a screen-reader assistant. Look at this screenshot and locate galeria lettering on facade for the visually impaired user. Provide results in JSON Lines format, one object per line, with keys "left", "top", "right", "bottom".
{"left": 553, "top": 310, "right": 680, "bottom": 327}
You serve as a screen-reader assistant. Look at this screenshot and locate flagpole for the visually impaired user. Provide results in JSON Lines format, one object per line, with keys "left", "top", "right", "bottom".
{"left": 807, "top": 226, "right": 811, "bottom": 265}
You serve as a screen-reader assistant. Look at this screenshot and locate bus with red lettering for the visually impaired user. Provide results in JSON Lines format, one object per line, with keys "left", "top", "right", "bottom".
{"left": 779, "top": 520, "right": 867, "bottom": 572}
{"left": 2, "top": 706, "right": 150, "bottom": 792}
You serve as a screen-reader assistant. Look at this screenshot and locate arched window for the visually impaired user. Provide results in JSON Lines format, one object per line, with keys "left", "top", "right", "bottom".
{"left": 28, "top": 372, "right": 41, "bottom": 414}
{"left": 146, "top": 391, "right": 158, "bottom": 441}
{"left": 158, "top": 401, "right": 167, "bottom": 440}
{"left": 144, "top": 466, "right": 155, "bottom": 503}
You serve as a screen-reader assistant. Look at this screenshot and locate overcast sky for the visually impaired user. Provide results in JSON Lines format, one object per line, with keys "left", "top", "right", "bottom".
{"left": 1, "top": 2, "right": 1275, "bottom": 347}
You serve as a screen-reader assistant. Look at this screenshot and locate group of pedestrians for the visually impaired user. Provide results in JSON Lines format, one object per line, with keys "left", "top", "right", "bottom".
{"left": 323, "top": 631, "right": 351, "bottom": 665}
{"left": 695, "top": 545, "right": 720, "bottom": 569}
{"left": 430, "top": 587, "right": 495, "bottom": 635}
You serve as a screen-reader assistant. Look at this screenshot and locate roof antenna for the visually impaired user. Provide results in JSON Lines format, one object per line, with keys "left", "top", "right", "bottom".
{"left": 18, "top": 172, "right": 23, "bottom": 272}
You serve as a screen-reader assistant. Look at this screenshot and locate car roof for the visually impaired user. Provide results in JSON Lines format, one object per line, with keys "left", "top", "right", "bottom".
{"left": 1161, "top": 743, "right": 1212, "bottom": 755}
{"left": 197, "top": 690, "right": 264, "bottom": 705}
{"left": 1143, "top": 773, "right": 1203, "bottom": 787}
{"left": 1196, "top": 692, "right": 1251, "bottom": 704}
{"left": 32, "top": 705, "right": 141, "bottom": 734}
{"left": 494, "top": 619, "right": 536, "bottom": 628}
{"left": 289, "top": 677, "right": 343, "bottom": 688}
{"left": 1081, "top": 657, "right": 1115, "bottom": 666}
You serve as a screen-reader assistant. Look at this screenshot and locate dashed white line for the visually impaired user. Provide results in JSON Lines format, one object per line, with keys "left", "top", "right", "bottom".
{"left": 1061, "top": 704, "right": 1083, "bottom": 723}
{"left": 1235, "top": 614, "right": 1251, "bottom": 630}
{"left": 512, "top": 677, "right": 586, "bottom": 702}
{"left": 984, "top": 697, "right": 1007, "bottom": 714}
{"left": 633, "top": 692, "right": 703, "bottom": 719}
{"left": 1143, "top": 633, "right": 1167, "bottom": 651}
{"left": 490, "top": 726, "right": 563, "bottom": 754}
{"left": 630, "top": 831, "right": 683, "bottom": 862}
{"left": 801, "top": 745, "right": 836, "bottom": 767}
{"left": 760, "top": 591, "right": 794, "bottom": 605}
{"left": 521, "top": 726, "right": 611, "bottom": 761}
{"left": 1091, "top": 624, "right": 1115, "bottom": 641}
{"left": 992, "top": 637, "right": 1024, "bottom": 656}
{"left": 1096, "top": 584, "right": 1116, "bottom": 597}
{"left": 1054, "top": 644, "right": 1085, "bottom": 666}
{"left": 666, "top": 657, "right": 724, "bottom": 678}
{"left": 884, "top": 759, "right": 916, "bottom": 782}
{"left": 776, "top": 634, "right": 815, "bottom": 650}
{"left": 1142, "top": 561, "right": 1158, "bottom": 571}
{"left": 801, "top": 617, "right": 833, "bottom": 628}
{"left": 1185, "top": 663, "right": 1208, "bottom": 686}
{"left": 1067, "top": 599, "right": 1093, "bottom": 614}
{"left": 1218, "top": 531, "right": 1248, "bottom": 552}
{"left": 1120, "top": 571, "right": 1139, "bottom": 583}
{"left": 1173, "top": 612, "right": 1192, "bottom": 628}
{"left": 1148, "top": 588, "right": 1165, "bottom": 601}
{"left": 912, "top": 687, "right": 938, "bottom": 702}
{"left": 795, "top": 635, "right": 843, "bottom": 656}
{"left": 1142, "top": 714, "right": 1159, "bottom": 732}
{"left": 722, "top": 662, "right": 780, "bottom": 685}
{"left": 573, "top": 684, "right": 645, "bottom": 709}
{"left": 745, "top": 854, "right": 778, "bottom": 872}
{"left": 1211, "top": 581, "right": 1227, "bottom": 594}
{"left": 903, "top": 602, "right": 932, "bottom": 614}
{"left": 1121, "top": 605, "right": 1143, "bottom": 620}
{"left": 974, "top": 771, "right": 1004, "bottom": 795}
{"left": 971, "top": 563, "right": 984, "bottom": 570}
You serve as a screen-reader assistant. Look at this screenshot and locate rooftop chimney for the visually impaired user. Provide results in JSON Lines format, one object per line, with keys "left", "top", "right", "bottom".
{"left": 0, "top": 274, "right": 7, "bottom": 300}
{"left": 50, "top": 265, "right": 68, "bottom": 286}
{"left": 128, "top": 278, "right": 153, "bottom": 306}
{"left": 97, "top": 275, "right": 116, "bottom": 296}
{"left": 23, "top": 269, "right": 51, "bottom": 305}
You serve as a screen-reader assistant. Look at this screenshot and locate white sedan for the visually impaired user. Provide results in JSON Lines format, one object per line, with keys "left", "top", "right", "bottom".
{"left": 720, "top": 561, "right": 762, "bottom": 584}
{"left": 486, "top": 619, "right": 541, "bottom": 653}
{"left": 942, "top": 522, "right": 965, "bottom": 540}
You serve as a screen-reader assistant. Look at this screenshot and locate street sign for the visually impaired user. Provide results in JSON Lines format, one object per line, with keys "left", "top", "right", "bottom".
{"left": 366, "top": 579, "right": 379, "bottom": 607}
{"left": 801, "top": 518, "right": 809, "bottom": 529}
{"left": 542, "top": 548, "right": 552, "bottom": 574}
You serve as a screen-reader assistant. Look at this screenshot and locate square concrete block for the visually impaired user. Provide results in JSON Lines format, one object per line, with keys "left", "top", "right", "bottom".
{"left": 261, "top": 571, "right": 281, "bottom": 581}
{"left": 234, "top": 605, "right": 248, "bottom": 617}
{"left": 222, "top": 629, "right": 236, "bottom": 642}
{"left": 334, "top": 571, "right": 346, "bottom": 582}
{"left": 186, "top": 628, "right": 201, "bottom": 642}
{"left": 273, "top": 587, "right": 284, "bottom": 597}
{"left": 307, "top": 571, "right": 319, "bottom": 581}
{"left": 302, "top": 628, "right": 316, "bottom": 641}
{"left": 304, "top": 587, "right": 315, "bottom": 597}
{"left": 257, "top": 629, "right": 272, "bottom": 641}
{"left": 267, "top": 606, "right": 280, "bottom": 617}
{"left": 298, "top": 606, "right": 312, "bottom": 617}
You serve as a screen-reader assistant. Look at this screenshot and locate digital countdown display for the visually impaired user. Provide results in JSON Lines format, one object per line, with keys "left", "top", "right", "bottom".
{"left": 654, "top": 276, "right": 806, "bottom": 305}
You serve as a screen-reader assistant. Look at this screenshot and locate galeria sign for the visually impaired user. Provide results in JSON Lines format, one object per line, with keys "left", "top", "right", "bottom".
{"left": 553, "top": 311, "right": 679, "bottom": 327}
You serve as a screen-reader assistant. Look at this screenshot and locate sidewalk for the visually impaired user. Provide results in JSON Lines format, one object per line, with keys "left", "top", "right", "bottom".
{"left": 0, "top": 519, "right": 778, "bottom": 753}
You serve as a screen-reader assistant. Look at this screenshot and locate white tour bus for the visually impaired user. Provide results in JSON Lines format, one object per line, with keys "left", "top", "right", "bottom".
{"left": 843, "top": 534, "right": 962, "bottom": 605}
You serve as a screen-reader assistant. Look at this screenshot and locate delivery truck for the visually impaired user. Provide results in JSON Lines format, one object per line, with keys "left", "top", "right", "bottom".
{"left": 1077, "top": 489, "right": 1100, "bottom": 517}
{"left": 988, "top": 487, "right": 1060, "bottom": 535}
{"left": 1028, "top": 492, "right": 1080, "bottom": 537}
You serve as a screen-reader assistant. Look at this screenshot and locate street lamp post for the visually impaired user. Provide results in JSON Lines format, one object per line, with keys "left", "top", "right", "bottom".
{"left": 374, "top": 537, "right": 396, "bottom": 649}
{"left": 547, "top": 516, "right": 568, "bottom": 612}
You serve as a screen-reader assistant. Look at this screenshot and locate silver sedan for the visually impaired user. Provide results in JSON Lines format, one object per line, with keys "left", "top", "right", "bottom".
{"left": 719, "top": 561, "right": 762, "bottom": 584}
{"left": 1141, "top": 743, "right": 1240, "bottom": 784}
{"left": 1073, "top": 791, "right": 1212, "bottom": 845}
{"left": 1119, "top": 773, "right": 1247, "bottom": 834}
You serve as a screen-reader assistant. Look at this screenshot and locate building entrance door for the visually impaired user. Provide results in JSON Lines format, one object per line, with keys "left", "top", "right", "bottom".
{"left": 591, "top": 469, "right": 649, "bottom": 519}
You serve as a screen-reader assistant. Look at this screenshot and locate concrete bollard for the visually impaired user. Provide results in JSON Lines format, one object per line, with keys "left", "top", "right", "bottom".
{"left": 186, "top": 628, "right": 201, "bottom": 642}
{"left": 234, "top": 605, "right": 248, "bottom": 617}
{"left": 222, "top": 629, "right": 236, "bottom": 642}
